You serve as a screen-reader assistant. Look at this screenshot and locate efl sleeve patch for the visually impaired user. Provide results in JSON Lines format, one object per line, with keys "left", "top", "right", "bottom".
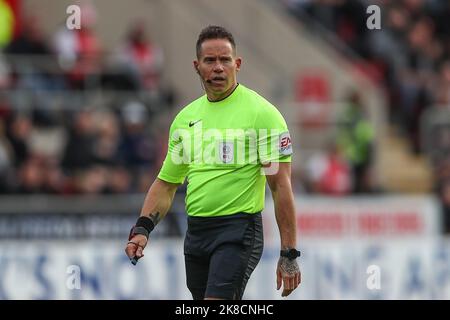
{"left": 279, "top": 132, "right": 293, "bottom": 156}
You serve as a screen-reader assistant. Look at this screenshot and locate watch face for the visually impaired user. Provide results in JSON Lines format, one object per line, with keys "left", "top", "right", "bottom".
{"left": 288, "top": 249, "right": 300, "bottom": 259}
{"left": 288, "top": 250, "right": 295, "bottom": 259}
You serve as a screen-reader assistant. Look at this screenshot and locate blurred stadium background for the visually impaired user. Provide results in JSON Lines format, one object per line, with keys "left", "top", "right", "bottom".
{"left": 1, "top": 0, "right": 450, "bottom": 299}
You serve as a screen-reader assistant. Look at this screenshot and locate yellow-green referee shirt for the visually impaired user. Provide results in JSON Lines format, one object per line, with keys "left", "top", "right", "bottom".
{"left": 158, "top": 84, "right": 292, "bottom": 217}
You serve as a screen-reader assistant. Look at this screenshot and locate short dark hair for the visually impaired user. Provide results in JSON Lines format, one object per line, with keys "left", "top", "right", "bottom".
{"left": 196, "top": 25, "right": 236, "bottom": 58}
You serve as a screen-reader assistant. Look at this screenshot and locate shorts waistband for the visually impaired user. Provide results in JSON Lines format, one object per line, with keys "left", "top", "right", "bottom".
{"left": 187, "top": 212, "right": 261, "bottom": 221}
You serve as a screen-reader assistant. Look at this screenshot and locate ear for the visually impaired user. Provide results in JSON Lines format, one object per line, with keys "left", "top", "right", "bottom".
{"left": 235, "top": 57, "right": 242, "bottom": 72}
{"left": 193, "top": 60, "right": 199, "bottom": 74}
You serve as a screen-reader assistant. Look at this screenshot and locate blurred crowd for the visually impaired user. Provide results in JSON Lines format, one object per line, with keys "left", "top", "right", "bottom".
{"left": 0, "top": 1, "right": 175, "bottom": 195}
{"left": 300, "top": 90, "right": 375, "bottom": 195}
{"left": 285, "top": 0, "right": 450, "bottom": 153}
{"left": 283, "top": 0, "right": 450, "bottom": 228}
{"left": 0, "top": 0, "right": 377, "bottom": 196}
{"left": 3, "top": 0, "right": 449, "bottom": 201}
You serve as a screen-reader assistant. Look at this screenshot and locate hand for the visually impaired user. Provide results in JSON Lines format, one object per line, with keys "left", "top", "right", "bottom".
{"left": 125, "top": 234, "right": 148, "bottom": 264}
{"left": 276, "top": 256, "right": 301, "bottom": 297}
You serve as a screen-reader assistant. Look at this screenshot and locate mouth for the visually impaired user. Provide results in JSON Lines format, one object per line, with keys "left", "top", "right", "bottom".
{"left": 209, "top": 77, "right": 226, "bottom": 85}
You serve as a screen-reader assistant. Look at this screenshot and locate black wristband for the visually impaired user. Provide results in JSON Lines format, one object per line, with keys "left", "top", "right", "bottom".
{"left": 136, "top": 216, "right": 155, "bottom": 233}
{"left": 129, "top": 216, "right": 155, "bottom": 240}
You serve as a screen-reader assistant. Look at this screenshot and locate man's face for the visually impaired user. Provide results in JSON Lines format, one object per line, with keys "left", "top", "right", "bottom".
{"left": 194, "top": 39, "right": 241, "bottom": 100}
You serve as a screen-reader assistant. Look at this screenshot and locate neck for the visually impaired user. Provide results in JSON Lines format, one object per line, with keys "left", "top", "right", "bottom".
{"left": 206, "top": 83, "right": 238, "bottom": 102}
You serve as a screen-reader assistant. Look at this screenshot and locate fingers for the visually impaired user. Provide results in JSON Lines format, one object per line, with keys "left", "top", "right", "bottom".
{"left": 295, "top": 272, "right": 301, "bottom": 287}
{"left": 280, "top": 271, "right": 302, "bottom": 297}
{"left": 136, "top": 245, "right": 144, "bottom": 258}
{"left": 282, "top": 276, "right": 295, "bottom": 297}
{"left": 294, "top": 273, "right": 299, "bottom": 289}
{"left": 124, "top": 243, "right": 137, "bottom": 259}
{"left": 124, "top": 235, "right": 148, "bottom": 260}
{"left": 282, "top": 288, "right": 293, "bottom": 297}
{"left": 131, "top": 234, "right": 148, "bottom": 247}
{"left": 282, "top": 274, "right": 290, "bottom": 292}
{"left": 290, "top": 274, "right": 295, "bottom": 290}
{"left": 276, "top": 268, "right": 282, "bottom": 290}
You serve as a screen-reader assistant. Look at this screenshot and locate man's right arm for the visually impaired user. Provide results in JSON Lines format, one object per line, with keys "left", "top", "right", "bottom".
{"left": 125, "top": 113, "right": 188, "bottom": 263}
{"left": 124, "top": 178, "right": 180, "bottom": 262}
{"left": 140, "top": 177, "right": 180, "bottom": 224}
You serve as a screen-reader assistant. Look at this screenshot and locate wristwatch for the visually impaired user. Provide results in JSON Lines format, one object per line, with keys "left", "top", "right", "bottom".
{"left": 280, "top": 248, "right": 301, "bottom": 260}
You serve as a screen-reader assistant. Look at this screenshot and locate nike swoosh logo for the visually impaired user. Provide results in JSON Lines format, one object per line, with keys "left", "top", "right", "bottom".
{"left": 189, "top": 120, "right": 202, "bottom": 127}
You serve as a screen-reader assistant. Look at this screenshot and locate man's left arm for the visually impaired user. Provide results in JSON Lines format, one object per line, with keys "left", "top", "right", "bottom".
{"left": 265, "top": 162, "right": 301, "bottom": 297}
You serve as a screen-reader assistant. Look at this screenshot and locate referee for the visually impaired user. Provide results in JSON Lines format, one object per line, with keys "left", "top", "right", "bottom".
{"left": 125, "top": 25, "right": 301, "bottom": 300}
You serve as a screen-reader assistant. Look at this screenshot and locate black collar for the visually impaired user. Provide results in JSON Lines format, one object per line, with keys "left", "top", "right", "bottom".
{"left": 207, "top": 83, "right": 240, "bottom": 103}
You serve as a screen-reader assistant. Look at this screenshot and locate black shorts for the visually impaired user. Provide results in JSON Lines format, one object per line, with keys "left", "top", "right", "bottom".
{"left": 184, "top": 212, "right": 264, "bottom": 300}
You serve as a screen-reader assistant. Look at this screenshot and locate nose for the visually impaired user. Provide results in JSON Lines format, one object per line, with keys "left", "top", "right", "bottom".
{"left": 213, "top": 62, "right": 224, "bottom": 73}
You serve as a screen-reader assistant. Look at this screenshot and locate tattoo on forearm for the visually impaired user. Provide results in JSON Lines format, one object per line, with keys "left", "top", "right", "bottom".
{"left": 148, "top": 212, "right": 161, "bottom": 225}
{"left": 279, "top": 257, "right": 300, "bottom": 275}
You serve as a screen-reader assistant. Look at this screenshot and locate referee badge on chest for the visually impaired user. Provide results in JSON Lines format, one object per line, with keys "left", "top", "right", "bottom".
{"left": 218, "top": 141, "right": 234, "bottom": 164}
